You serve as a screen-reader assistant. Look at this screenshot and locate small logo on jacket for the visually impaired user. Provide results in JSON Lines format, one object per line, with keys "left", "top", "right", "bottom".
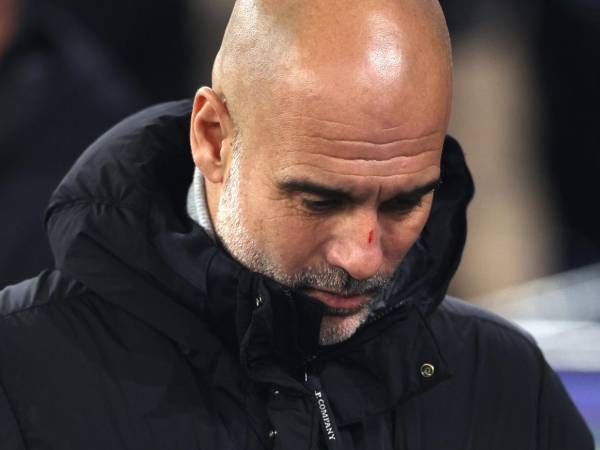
{"left": 314, "top": 390, "right": 337, "bottom": 441}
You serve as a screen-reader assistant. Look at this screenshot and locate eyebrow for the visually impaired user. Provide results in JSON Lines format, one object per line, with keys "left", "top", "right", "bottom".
{"left": 277, "top": 177, "right": 442, "bottom": 202}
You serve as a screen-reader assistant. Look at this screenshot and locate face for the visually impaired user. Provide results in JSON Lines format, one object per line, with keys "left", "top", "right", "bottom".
{"left": 214, "top": 70, "right": 449, "bottom": 345}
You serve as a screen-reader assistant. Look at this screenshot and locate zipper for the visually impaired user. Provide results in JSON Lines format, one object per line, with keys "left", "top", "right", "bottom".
{"left": 364, "top": 298, "right": 408, "bottom": 325}
{"left": 307, "top": 300, "right": 409, "bottom": 365}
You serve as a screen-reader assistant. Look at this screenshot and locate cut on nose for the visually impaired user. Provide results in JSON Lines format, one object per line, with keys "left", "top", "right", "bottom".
{"left": 325, "top": 231, "right": 384, "bottom": 280}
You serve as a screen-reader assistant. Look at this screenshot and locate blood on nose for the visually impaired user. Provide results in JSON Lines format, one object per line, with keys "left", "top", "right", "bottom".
{"left": 368, "top": 230, "right": 374, "bottom": 245}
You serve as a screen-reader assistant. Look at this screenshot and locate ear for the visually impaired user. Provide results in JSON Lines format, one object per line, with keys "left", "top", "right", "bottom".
{"left": 190, "top": 87, "right": 235, "bottom": 183}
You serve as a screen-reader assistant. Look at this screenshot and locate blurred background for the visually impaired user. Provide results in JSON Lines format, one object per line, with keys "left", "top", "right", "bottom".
{"left": 0, "top": 0, "right": 598, "bottom": 444}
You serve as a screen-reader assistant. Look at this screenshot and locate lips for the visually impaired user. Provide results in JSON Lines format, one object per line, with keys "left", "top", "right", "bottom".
{"left": 305, "top": 289, "right": 372, "bottom": 314}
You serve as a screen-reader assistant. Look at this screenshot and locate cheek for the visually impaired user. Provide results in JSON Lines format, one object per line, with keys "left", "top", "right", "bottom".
{"left": 381, "top": 204, "right": 433, "bottom": 262}
{"left": 240, "top": 186, "right": 326, "bottom": 269}
{"left": 265, "top": 216, "right": 326, "bottom": 270}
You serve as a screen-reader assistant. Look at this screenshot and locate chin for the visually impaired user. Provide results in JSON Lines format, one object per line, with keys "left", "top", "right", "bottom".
{"left": 318, "top": 307, "right": 370, "bottom": 346}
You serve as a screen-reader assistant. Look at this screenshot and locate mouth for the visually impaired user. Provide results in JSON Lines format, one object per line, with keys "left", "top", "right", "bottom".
{"left": 304, "top": 289, "right": 373, "bottom": 316}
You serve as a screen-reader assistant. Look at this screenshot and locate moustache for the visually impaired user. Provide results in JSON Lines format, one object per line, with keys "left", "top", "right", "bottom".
{"left": 289, "top": 265, "right": 392, "bottom": 298}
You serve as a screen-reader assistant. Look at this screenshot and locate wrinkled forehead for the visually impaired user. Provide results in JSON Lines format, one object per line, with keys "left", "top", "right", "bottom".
{"left": 240, "top": 88, "right": 445, "bottom": 200}
{"left": 238, "top": 59, "right": 449, "bottom": 199}
{"left": 250, "top": 54, "right": 450, "bottom": 145}
{"left": 246, "top": 66, "right": 451, "bottom": 159}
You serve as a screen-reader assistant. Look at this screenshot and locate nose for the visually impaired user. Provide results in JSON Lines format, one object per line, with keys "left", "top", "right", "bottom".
{"left": 324, "top": 212, "right": 384, "bottom": 280}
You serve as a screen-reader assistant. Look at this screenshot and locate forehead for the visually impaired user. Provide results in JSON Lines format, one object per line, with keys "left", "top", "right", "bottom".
{"left": 240, "top": 50, "right": 450, "bottom": 195}
{"left": 271, "top": 111, "right": 444, "bottom": 169}
{"left": 245, "top": 116, "right": 443, "bottom": 202}
{"left": 276, "top": 123, "right": 444, "bottom": 196}
{"left": 251, "top": 46, "right": 451, "bottom": 142}
{"left": 257, "top": 88, "right": 445, "bottom": 185}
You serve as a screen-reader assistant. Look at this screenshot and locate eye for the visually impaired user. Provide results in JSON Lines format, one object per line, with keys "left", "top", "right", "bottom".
{"left": 379, "top": 196, "right": 423, "bottom": 215}
{"left": 301, "top": 197, "right": 341, "bottom": 213}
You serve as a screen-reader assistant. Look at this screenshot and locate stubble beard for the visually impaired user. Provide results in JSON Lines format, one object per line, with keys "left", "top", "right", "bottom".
{"left": 215, "top": 140, "right": 391, "bottom": 345}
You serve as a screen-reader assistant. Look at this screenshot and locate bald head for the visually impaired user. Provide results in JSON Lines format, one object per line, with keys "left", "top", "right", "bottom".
{"left": 213, "top": 0, "right": 452, "bottom": 131}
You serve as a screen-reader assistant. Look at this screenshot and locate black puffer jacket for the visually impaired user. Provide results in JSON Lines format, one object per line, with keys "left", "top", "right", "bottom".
{"left": 0, "top": 101, "right": 593, "bottom": 450}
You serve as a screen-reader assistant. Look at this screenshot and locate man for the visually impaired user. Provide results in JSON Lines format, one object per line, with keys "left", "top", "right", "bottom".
{"left": 0, "top": 0, "right": 593, "bottom": 449}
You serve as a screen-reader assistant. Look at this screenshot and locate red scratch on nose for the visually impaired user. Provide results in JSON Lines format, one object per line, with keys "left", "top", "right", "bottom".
{"left": 368, "top": 230, "right": 374, "bottom": 244}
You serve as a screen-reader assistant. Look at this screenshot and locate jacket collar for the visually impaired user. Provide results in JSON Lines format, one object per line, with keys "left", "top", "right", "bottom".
{"left": 155, "top": 226, "right": 450, "bottom": 424}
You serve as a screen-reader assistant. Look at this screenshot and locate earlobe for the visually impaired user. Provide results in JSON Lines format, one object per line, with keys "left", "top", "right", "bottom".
{"left": 190, "top": 87, "right": 233, "bottom": 184}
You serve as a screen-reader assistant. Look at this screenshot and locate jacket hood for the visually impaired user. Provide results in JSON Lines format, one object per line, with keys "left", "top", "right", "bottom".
{"left": 45, "top": 100, "right": 473, "bottom": 406}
